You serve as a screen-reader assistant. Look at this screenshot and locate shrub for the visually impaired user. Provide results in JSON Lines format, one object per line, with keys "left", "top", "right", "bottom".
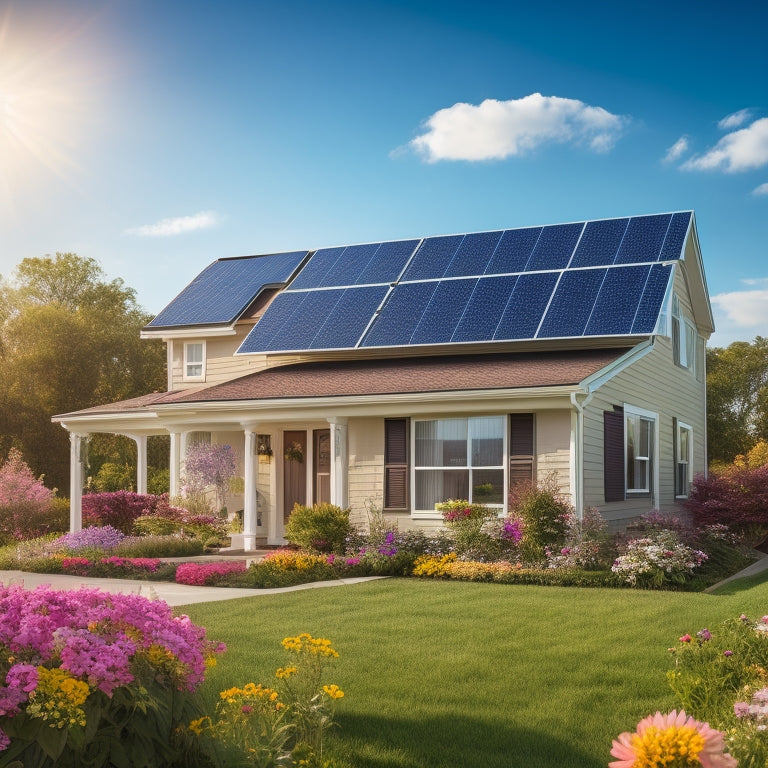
{"left": 435, "top": 499, "right": 500, "bottom": 560}
{"left": 148, "top": 467, "right": 170, "bottom": 495}
{"left": 546, "top": 507, "right": 611, "bottom": 569}
{"left": 0, "top": 448, "right": 56, "bottom": 543}
{"left": 0, "top": 584, "right": 224, "bottom": 767}
{"left": 175, "top": 560, "right": 247, "bottom": 586}
{"left": 183, "top": 443, "right": 238, "bottom": 514}
{"left": 53, "top": 524, "right": 126, "bottom": 551}
{"left": 685, "top": 466, "right": 768, "bottom": 543}
{"left": 91, "top": 461, "right": 134, "bottom": 492}
{"left": 509, "top": 478, "right": 571, "bottom": 562}
{"left": 284, "top": 503, "right": 352, "bottom": 553}
{"left": 245, "top": 551, "right": 338, "bottom": 589}
{"left": 114, "top": 535, "right": 205, "bottom": 558}
{"left": 81, "top": 491, "right": 164, "bottom": 533}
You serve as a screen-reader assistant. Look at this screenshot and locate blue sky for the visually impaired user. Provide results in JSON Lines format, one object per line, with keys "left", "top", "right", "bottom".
{"left": 0, "top": 0, "right": 766, "bottom": 346}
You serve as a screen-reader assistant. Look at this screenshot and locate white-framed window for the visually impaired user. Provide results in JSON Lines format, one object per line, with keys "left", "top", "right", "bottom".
{"left": 412, "top": 415, "right": 506, "bottom": 514}
{"left": 624, "top": 405, "right": 658, "bottom": 495}
{"left": 183, "top": 342, "right": 205, "bottom": 381}
{"left": 675, "top": 421, "right": 693, "bottom": 498}
{"left": 672, "top": 295, "right": 697, "bottom": 374}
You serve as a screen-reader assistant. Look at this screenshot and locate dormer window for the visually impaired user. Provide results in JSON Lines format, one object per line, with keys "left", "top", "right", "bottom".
{"left": 672, "top": 295, "right": 697, "bottom": 374}
{"left": 184, "top": 342, "right": 205, "bottom": 381}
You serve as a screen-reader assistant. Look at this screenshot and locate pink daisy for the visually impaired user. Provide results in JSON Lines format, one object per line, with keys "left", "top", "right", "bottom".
{"left": 610, "top": 710, "right": 736, "bottom": 768}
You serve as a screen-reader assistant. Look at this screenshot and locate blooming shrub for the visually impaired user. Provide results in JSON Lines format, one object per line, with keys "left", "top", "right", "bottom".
{"left": 192, "top": 633, "right": 343, "bottom": 766}
{"left": 611, "top": 529, "right": 708, "bottom": 588}
{"left": 53, "top": 525, "right": 126, "bottom": 552}
{"left": 546, "top": 507, "right": 609, "bottom": 570}
{"left": 183, "top": 442, "right": 238, "bottom": 513}
{"left": 0, "top": 448, "right": 56, "bottom": 543}
{"left": 175, "top": 560, "right": 247, "bottom": 586}
{"left": 412, "top": 553, "right": 458, "bottom": 577}
{"left": 81, "top": 491, "right": 165, "bottom": 534}
{"left": 0, "top": 584, "right": 224, "bottom": 767}
{"left": 508, "top": 478, "right": 571, "bottom": 562}
{"left": 435, "top": 499, "right": 508, "bottom": 561}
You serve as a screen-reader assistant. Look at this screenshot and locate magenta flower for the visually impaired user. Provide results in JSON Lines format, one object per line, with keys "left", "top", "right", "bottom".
{"left": 724, "top": 650, "right": 733, "bottom": 657}
{"left": 697, "top": 628, "right": 712, "bottom": 642}
{"left": 679, "top": 634, "right": 692, "bottom": 643}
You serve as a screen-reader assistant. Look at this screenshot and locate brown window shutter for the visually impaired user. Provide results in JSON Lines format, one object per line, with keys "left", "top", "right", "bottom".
{"left": 604, "top": 409, "right": 625, "bottom": 502}
{"left": 509, "top": 414, "right": 534, "bottom": 487}
{"left": 384, "top": 418, "right": 409, "bottom": 510}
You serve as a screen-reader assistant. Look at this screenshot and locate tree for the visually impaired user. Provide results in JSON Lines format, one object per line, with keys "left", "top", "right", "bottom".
{"left": 0, "top": 254, "right": 166, "bottom": 493}
{"left": 707, "top": 337, "right": 768, "bottom": 465}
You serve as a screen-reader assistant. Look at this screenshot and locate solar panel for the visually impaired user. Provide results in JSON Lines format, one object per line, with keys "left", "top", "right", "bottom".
{"left": 233, "top": 212, "right": 691, "bottom": 355}
{"left": 147, "top": 251, "right": 308, "bottom": 328}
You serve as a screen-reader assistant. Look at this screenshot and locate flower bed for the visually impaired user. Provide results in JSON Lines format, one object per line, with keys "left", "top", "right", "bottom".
{"left": 0, "top": 584, "right": 224, "bottom": 767}
{"left": 175, "top": 560, "right": 248, "bottom": 586}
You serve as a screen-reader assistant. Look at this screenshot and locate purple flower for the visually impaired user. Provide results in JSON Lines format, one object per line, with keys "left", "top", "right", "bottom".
{"left": 697, "top": 628, "right": 712, "bottom": 642}
{"left": 734, "top": 701, "right": 750, "bottom": 718}
{"left": 6, "top": 664, "right": 38, "bottom": 693}
{"left": 724, "top": 650, "right": 733, "bottom": 657}
{"left": 0, "top": 727, "right": 9, "bottom": 751}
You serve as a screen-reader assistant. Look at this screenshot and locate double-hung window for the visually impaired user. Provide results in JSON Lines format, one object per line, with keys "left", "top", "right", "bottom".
{"left": 413, "top": 416, "right": 505, "bottom": 513}
{"left": 672, "top": 295, "right": 697, "bottom": 374}
{"left": 675, "top": 420, "right": 693, "bottom": 498}
{"left": 184, "top": 342, "right": 205, "bottom": 381}
{"left": 625, "top": 405, "right": 657, "bottom": 495}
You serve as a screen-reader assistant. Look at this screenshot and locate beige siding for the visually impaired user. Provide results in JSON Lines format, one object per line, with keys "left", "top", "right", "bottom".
{"left": 582, "top": 270, "right": 707, "bottom": 525}
{"left": 535, "top": 410, "right": 571, "bottom": 496}
{"left": 348, "top": 418, "right": 384, "bottom": 528}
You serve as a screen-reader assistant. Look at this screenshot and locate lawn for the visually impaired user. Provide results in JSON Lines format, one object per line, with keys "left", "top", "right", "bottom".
{"left": 183, "top": 574, "right": 768, "bottom": 768}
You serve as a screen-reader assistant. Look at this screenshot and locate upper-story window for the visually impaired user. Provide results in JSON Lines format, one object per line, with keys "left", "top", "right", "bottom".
{"left": 184, "top": 342, "right": 205, "bottom": 381}
{"left": 672, "top": 295, "right": 697, "bottom": 374}
{"left": 625, "top": 405, "right": 657, "bottom": 495}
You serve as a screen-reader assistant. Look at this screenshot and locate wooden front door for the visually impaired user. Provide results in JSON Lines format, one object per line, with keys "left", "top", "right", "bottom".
{"left": 283, "top": 430, "right": 307, "bottom": 523}
{"left": 313, "top": 429, "right": 331, "bottom": 505}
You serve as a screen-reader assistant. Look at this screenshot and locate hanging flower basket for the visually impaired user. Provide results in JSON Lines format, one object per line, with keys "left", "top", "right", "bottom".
{"left": 284, "top": 442, "right": 304, "bottom": 463}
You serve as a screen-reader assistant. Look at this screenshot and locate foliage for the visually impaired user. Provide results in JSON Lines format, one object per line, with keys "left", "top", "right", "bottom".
{"left": 435, "top": 499, "right": 500, "bottom": 560}
{"left": 183, "top": 443, "right": 238, "bottom": 514}
{"left": 508, "top": 477, "right": 571, "bottom": 562}
{"left": 685, "top": 464, "right": 768, "bottom": 543}
{"left": 667, "top": 613, "right": 768, "bottom": 767}
{"left": 175, "top": 561, "right": 248, "bottom": 586}
{"left": 546, "top": 507, "right": 611, "bottom": 569}
{"left": 243, "top": 551, "right": 339, "bottom": 589}
{"left": 132, "top": 506, "right": 227, "bottom": 542}
{"left": 148, "top": 467, "right": 170, "bottom": 495}
{"left": 0, "top": 584, "right": 224, "bottom": 767}
{"left": 113, "top": 535, "right": 205, "bottom": 559}
{"left": 81, "top": 491, "right": 165, "bottom": 534}
{"left": 284, "top": 503, "right": 352, "bottom": 554}
{"left": 0, "top": 253, "right": 166, "bottom": 494}
{"left": 53, "top": 525, "right": 125, "bottom": 551}
{"left": 733, "top": 439, "right": 768, "bottom": 470}
{"left": 59, "top": 556, "right": 177, "bottom": 581}
{"left": 611, "top": 529, "right": 708, "bottom": 588}
{"left": 91, "top": 462, "right": 135, "bottom": 492}
{"left": 192, "top": 634, "right": 343, "bottom": 767}
{"left": 707, "top": 337, "right": 768, "bottom": 465}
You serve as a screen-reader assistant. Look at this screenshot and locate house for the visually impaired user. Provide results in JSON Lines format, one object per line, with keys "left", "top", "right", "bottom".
{"left": 53, "top": 211, "right": 713, "bottom": 549}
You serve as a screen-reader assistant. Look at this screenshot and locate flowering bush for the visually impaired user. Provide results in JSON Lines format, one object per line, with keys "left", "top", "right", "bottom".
{"left": 81, "top": 491, "right": 165, "bottom": 534}
{"left": 0, "top": 448, "right": 56, "bottom": 543}
{"left": 0, "top": 584, "right": 224, "bottom": 767}
{"left": 175, "top": 560, "right": 247, "bottom": 586}
{"left": 191, "top": 633, "right": 343, "bottom": 767}
{"left": 508, "top": 478, "right": 571, "bottom": 562}
{"left": 183, "top": 442, "right": 238, "bottom": 513}
{"left": 611, "top": 529, "right": 708, "bottom": 588}
{"left": 546, "top": 507, "right": 609, "bottom": 570}
{"left": 435, "top": 499, "right": 504, "bottom": 560}
{"left": 413, "top": 553, "right": 458, "bottom": 577}
{"left": 53, "top": 525, "right": 126, "bottom": 552}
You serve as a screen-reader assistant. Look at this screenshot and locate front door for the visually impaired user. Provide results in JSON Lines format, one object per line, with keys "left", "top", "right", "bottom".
{"left": 283, "top": 430, "right": 307, "bottom": 523}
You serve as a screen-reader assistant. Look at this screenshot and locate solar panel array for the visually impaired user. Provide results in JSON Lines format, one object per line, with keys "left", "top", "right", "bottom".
{"left": 231, "top": 212, "right": 691, "bottom": 354}
{"left": 147, "top": 250, "right": 309, "bottom": 328}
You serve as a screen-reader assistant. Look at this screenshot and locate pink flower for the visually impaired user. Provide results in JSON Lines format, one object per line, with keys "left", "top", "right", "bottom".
{"left": 610, "top": 710, "right": 736, "bottom": 768}
{"left": 724, "top": 650, "right": 733, "bottom": 657}
{"left": 679, "top": 634, "right": 692, "bottom": 643}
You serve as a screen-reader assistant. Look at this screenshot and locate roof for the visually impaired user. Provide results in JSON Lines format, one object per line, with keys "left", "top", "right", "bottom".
{"left": 54, "top": 348, "right": 631, "bottom": 420}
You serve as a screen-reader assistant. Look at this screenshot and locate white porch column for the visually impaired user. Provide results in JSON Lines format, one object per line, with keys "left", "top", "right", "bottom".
{"left": 69, "top": 432, "right": 88, "bottom": 533}
{"left": 242, "top": 425, "right": 259, "bottom": 551}
{"left": 132, "top": 435, "right": 148, "bottom": 495}
{"left": 168, "top": 431, "right": 181, "bottom": 497}
{"left": 328, "top": 417, "right": 348, "bottom": 508}
{"left": 179, "top": 431, "right": 190, "bottom": 494}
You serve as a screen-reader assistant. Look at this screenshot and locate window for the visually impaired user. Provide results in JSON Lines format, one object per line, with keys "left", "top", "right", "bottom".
{"left": 672, "top": 295, "right": 697, "bottom": 374}
{"left": 625, "top": 406, "right": 657, "bottom": 494}
{"left": 184, "top": 342, "right": 205, "bottom": 381}
{"left": 675, "top": 420, "right": 693, "bottom": 498}
{"left": 413, "top": 416, "right": 505, "bottom": 512}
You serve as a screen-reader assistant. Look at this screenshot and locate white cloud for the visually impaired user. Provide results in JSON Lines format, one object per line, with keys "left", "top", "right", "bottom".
{"left": 663, "top": 135, "right": 689, "bottom": 163}
{"left": 124, "top": 210, "right": 220, "bottom": 237}
{"left": 718, "top": 108, "right": 753, "bottom": 130}
{"left": 710, "top": 287, "right": 768, "bottom": 346}
{"left": 752, "top": 182, "right": 768, "bottom": 196}
{"left": 407, "top": 93, "right": 629, "bottom": 162}
{"left": 681, "top": 118, "right": 768, "bottom": 172}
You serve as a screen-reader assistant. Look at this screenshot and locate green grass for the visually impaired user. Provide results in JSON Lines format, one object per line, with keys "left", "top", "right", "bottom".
{"left": 182, "top": 573, "right": 768, "bottom": 768}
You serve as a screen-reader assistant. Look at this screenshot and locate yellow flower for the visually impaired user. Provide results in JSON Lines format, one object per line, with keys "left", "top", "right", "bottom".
{"left": 275, "top": 666, "right": 298, "bottom": 679}
{"left": 323, "top": 684, "right": 344, "bottom": 699}
{"left": 27, "top": 667, "right": 89, "bottom": 729}
{"left": 188, "top": 716, "right": 211, "bottom": 735}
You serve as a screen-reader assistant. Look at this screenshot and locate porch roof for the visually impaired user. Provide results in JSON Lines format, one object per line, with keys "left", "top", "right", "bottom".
{"left": 55, "top": 348, "right": 631, "bottom": 420}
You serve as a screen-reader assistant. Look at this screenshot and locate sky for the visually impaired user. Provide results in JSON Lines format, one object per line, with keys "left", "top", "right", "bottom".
{"left": 0, "top": 0, "right": 766, "bottom": 347}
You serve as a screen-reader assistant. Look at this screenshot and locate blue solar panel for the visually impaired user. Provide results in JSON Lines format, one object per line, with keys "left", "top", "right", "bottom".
{"left": 237, "top": 291, "right": 310, "bottom": 354}
{"left": 524, "top": 223, "right": 583, "bottom": 271}
{"left": 315, "top": 243, "right": 380, "bottom": 288}
{"left": 584, "top": 266, "right": 650, "bottom": 336}
{"left": 287, "top": 247, "right": 346, "bottom": 290}
{"left": 484, "top": 227, "right": 541, "bottom": 275}
{"left": 569, "top": 218, "right": 629, "bottom": 268}
{"left": 356, "top": 240, "right": 420, "bottom": 284}
{"left": 444, "top": 231, "right": 503, "bottom": 278}
{"left": 410, "top": 279, "right": 478, "bottom": 345}
{"left": 452, "top": 275, "right": 519, "bottom": 343}
{"left": 538, "top": 269, "right": 607, "bottom": 338}
{"left": 401, "top": 235, "right": 464, "bottom": 281}
{"left": 361, "top": 282, "right": 439, "bottom": 347}
{"left": 264, "top": 290, "right": 348, "bottom": 352}
{"left": 614, "top": 214, "right": 672, "bottom": 264}
{"left": 309, "top": 286, "right": 388, "bottom": 349}
{"left": 658, "top": 212, "right": 692, "bottom": 261}
{"left": 148, "top": 251, "right": 308, "bottom": 328}
{"left": 631, "top": 263, "right": 673, "bottom": 333}
{"left": 494, "top": 272, "right": 560, "bottom": 340}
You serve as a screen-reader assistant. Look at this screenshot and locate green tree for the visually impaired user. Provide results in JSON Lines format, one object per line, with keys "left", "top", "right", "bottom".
{"left": 707, "top": 337, "right": 768, "bottom": 465}
{"left": 0, "top": 253, "right": 166, "bottom": 493}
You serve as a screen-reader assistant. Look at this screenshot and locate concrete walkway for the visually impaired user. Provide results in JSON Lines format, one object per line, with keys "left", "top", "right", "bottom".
{"left": 0, "top": 570, "right": 386, "bottom": 606}
{"left": 704, "top": 550, "right": 768, "bottom": 593}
